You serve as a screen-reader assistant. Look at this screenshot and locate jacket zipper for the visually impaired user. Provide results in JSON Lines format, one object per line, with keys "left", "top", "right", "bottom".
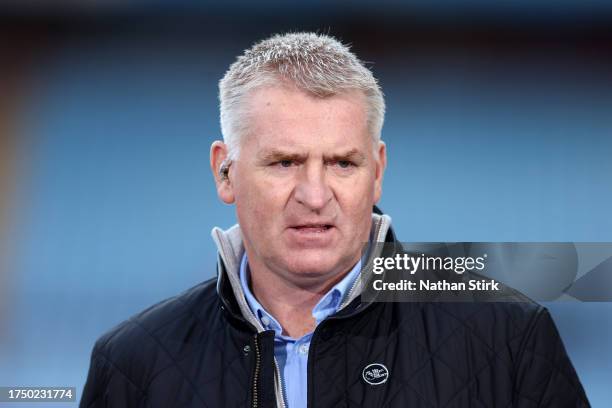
{"left": 251, "top": 334, "right": 287, "bottom": 408}
{"left": 306, "top": 321, "right": 327, "bottom": 408}
{"left": 252, "top": 334, "right": 261, "bottom": 408}
{"left": 273, "top": 358, "right": 287, "bottom": 408}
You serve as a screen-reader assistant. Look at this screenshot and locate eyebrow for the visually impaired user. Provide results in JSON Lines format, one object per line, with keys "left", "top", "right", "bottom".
{"left": 257, "top": 148, "right": 366, "bottom": 164}
{"left": 326, "top": 149, "right": 366, "bottom": 163}
{"left": 258, "top": 149, "right": 308, "bottom": 163}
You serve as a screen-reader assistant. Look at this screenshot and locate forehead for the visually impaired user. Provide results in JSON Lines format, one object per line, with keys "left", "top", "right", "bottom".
{"left": 242, "top": 85, "right": 370, "bottom": 151}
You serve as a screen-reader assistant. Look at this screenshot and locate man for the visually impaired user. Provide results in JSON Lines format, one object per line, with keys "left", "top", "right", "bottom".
{"left": 80, "top": 32, "right": 589, "bottom": 407}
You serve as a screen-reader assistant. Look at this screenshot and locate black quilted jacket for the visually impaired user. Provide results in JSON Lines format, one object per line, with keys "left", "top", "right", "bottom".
{"left": 80, "top": 225, "right": 590, "bottom": 407}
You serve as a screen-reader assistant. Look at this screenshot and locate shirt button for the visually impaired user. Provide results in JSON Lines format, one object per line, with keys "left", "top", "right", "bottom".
{"left": 298, "top": 343, "right": 309, "bottom": 355}
{"left": 261, "top": 316, "right": 270, "bottom": 327}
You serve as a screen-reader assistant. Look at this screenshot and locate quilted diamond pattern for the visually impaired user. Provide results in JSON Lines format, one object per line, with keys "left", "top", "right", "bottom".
{"left": 80, "top": 251, "right": 590, "bottom": 408}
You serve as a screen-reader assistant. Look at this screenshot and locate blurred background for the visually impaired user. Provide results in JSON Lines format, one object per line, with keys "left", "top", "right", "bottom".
{"left": 1, "top": 1, "right": 611, "bottom": 406}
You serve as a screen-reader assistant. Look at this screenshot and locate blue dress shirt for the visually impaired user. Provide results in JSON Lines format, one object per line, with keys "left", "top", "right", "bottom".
{"left": 239, "top": 254, "right": 362, "bottom": 408}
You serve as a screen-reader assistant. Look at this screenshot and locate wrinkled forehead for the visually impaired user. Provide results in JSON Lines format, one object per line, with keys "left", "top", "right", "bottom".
{"left": 239, "top": 85, "right": 371, "bottom": 152}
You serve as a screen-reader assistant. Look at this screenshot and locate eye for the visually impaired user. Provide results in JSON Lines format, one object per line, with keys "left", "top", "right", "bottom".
{"left": 331, "top": 160, "right": 355, "bottom": 170}
{"left": 268, "top": 160, "right": 296, "bottom": 170}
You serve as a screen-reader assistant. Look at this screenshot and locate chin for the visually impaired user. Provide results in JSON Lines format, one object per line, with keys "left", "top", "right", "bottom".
{"left": 283, "top": 250, "right": 350, "bottom": 277}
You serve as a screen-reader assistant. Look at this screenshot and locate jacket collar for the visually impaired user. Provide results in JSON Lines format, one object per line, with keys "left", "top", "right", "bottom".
{"left": 211, "top": 212, "right": 394, "bottom": 329}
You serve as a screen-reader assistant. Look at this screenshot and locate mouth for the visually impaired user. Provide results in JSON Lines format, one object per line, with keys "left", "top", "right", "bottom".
{"left": 290, "top": 224, "right": 335, "bottom": 233}
{"left": 286, "top": 222, "right": 337, "bottom": 246}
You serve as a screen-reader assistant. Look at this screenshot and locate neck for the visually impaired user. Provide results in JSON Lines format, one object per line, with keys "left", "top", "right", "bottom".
{"left": 248, "top": 259, "right": 354, "bottom": 339}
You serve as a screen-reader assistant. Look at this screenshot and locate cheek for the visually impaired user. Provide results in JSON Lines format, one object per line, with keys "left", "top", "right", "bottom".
{"left": 234, "top": 177, "right": 291, "bottom": 224}
{"left": 335, "top": 178, "right": 377, "bottom": 237}
{"left": 235, "top": 188, "right": 268, "bottom": 225}
{"left": 336, "top": 175, "right": 376, "bottom": 209}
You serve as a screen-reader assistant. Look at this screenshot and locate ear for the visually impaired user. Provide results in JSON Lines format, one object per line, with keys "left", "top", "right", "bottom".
{"left": 210, "top": 141, "right": 235, "bottom": 204}
{"left": 373, "top": 141, "right": 387, "bottom": 203}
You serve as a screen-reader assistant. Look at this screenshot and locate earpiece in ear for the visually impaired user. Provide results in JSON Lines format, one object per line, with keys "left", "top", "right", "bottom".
{"left": 219, "top": 159, "right": 231, "bottom": 180}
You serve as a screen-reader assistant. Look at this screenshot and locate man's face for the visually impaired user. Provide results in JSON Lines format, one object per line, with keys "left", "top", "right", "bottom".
{"left": 213, "top": 85, "right": 386, "bottom": 287}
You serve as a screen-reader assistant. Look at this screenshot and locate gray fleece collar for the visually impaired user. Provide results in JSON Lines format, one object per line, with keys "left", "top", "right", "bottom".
{"left": 211, "top": 213, "right": 392, "bottom": 330}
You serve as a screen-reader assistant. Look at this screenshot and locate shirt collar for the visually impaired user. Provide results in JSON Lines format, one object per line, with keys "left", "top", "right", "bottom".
{"left": 239, "top": 253, "right": 362, "bottom": 338}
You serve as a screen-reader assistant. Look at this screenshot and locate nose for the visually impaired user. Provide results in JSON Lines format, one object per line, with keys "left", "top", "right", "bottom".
{"left": 293, "top": 162, "right": 333, "bottom": 211}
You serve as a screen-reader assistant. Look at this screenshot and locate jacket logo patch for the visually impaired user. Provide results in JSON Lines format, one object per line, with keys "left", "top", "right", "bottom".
{"left": 362, "top": 363, "right": 389, "bottom": 385}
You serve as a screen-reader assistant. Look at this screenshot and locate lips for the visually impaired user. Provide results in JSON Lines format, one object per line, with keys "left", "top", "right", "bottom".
{"left": 286, "top": 222, "right": 336, "bottom": 247}
{"left": 290, "top": 224, "right": 334, "bottom": 232}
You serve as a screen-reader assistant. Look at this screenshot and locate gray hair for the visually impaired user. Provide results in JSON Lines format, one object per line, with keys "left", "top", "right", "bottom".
{"left": 219, "top": 32, "right": 385, "bottom": 159}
